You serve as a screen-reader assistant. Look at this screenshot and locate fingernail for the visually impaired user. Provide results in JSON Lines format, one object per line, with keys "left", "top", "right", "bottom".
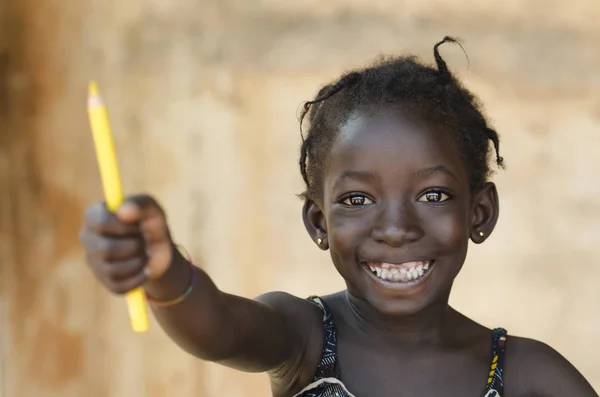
{"left": 118, "top": 202, "right": 137, "bottom": 213}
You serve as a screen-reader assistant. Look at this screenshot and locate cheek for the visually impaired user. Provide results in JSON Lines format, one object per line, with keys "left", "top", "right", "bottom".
{"left": 422, "top": 207, "right": 469, "bottom": 255}
{"left": 326, "top": 210, "right": 369, "bottom": 262}
{"left": 328, "top": 215, "right": 359, "bottom": 250}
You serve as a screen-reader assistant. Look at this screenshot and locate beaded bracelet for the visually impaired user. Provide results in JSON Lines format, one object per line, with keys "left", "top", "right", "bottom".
{"left": 145, "top": 246, "right": 197, "bottom": 307}
{"left": 145, "top": 264, "right": 197, "bottom": 307}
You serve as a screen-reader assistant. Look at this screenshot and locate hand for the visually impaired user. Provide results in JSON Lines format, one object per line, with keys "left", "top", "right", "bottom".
{"left": 79, "top": 194, "right": 174, "bottom": 294}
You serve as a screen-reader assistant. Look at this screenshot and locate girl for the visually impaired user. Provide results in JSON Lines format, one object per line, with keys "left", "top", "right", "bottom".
{"left": 80, "top": 37, "right": 598, "bottom": 397}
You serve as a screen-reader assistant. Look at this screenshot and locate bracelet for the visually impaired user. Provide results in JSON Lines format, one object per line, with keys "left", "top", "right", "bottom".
{"left": 145, "top": 256, "right": 197, "bottom": 308}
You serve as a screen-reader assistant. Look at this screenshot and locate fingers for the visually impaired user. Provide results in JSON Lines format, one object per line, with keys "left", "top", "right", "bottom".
{"left": 84, "top": 194, "right": 170, "bottom": 240}
{"left": 84, "top": 201, "right": 139, "bottom": 237}
{"left": 110, "top": 271, "right": 147, "bottom": 294}
{"left": 81, "top": 194, "right": 175, "bottom": 293}
{"left": 104, "top": 266, "right": 148, "bottom": 294}
{"left": 98, "top": 256, "right": 148, "bottom": 281}
{"left": 80, "top": 231, "right": 144, "bottom": 261}
{"left": 82, "top": 232, "right": 148, "bottom": 294}
{"left": 86, "top": 252, "right": 148, "bottom": 294}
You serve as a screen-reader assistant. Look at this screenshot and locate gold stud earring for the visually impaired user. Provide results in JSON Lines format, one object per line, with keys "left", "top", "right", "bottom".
{"left": 479, "top": 231, "right": 485, "bottom": 237}
{"left": 317, "top": 238, "right": 323, "bottom": 245}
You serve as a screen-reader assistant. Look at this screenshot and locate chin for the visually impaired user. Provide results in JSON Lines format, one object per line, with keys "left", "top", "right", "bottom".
{"left": 368, "top": 293, "right": 435, "bottom": 317}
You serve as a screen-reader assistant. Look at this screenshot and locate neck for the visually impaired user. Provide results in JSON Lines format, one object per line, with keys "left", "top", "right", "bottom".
{"left": 344, "top": 289, "right": 458, "bottom": 346}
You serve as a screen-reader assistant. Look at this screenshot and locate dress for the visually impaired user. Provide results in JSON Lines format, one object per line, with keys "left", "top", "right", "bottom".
{"left": 294, "top": 296, "right": 507, "bottom": 397}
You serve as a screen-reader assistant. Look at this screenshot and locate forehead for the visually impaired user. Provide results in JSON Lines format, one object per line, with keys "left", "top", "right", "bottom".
{"left": 327, "top": 108, "right": 468, "bottom": 183}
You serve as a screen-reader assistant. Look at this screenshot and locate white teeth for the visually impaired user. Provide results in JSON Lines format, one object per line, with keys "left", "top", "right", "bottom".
{"left": 366, "top": 261, "right": 433, "bottom": 283}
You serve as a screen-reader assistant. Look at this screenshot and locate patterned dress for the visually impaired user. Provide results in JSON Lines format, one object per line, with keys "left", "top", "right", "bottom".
{"left": 294, "top": 296, "right": 507, "bottom": 397}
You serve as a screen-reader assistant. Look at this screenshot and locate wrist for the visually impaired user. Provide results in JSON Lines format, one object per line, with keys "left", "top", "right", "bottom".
{"left": 143, "top": 244, "right": 193, "bottom": 302}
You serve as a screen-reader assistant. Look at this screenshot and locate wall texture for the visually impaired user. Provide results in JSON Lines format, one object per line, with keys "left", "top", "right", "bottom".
{"left": 1, "top": 0, "right": 599, "bottom": 396}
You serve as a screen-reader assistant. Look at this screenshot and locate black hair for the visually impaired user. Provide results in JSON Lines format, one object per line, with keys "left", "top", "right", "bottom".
{"left": 298, "top": 36, "right": 504, "bottom": 203}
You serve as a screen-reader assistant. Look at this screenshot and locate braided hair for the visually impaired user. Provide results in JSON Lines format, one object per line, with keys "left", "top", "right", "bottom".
{"left": 298, "top": 37, "right": 504, "bottom": 203}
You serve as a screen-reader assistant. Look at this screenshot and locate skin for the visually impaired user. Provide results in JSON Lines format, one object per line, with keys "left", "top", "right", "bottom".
{"left": 80, "top": 108, "right": 598, "bottom": 397}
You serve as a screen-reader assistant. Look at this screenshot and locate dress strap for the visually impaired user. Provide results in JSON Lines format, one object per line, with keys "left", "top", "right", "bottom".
{"left": 307, "top": 296, "right": 341, "bottom": 380}
{"left": 484, "top": 328, "right": 508, "bottom": 397}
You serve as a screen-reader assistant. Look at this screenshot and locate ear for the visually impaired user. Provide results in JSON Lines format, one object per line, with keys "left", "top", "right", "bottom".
{"left": 470, "top": 182, "right": 499, "bottom": 244}
{"left": 302, "top": 199, "right": 329, "bottom": 250}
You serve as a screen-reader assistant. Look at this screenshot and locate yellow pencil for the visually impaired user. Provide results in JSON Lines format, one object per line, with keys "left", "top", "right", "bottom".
{"left": 87, "top": 81, "right": 149, "bottom": 333}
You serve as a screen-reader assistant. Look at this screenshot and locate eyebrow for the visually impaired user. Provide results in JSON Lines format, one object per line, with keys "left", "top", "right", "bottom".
{"left": 333, "top": 170, "right": 378, "bottom": 190}
{"left": 414, "top": 165, "right": 459, "bottom": 182}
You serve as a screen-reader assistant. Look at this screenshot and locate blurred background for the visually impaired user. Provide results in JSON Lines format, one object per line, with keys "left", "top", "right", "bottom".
{"left": 1, "top": 0, "right": 599, "bottom": 396}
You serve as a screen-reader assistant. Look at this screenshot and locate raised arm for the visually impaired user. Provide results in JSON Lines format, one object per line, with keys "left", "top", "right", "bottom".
{"left": 79, "top": 194, "right": 321, "bottom": 378}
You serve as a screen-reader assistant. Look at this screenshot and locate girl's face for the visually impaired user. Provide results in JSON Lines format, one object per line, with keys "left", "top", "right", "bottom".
{"left": 304, "top": 108, "right": 498, "bottom": 316}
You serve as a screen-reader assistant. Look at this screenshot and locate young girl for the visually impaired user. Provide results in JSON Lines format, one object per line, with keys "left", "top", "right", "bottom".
{"left": 80, "top": 37, "right": 598, "bottom": 397}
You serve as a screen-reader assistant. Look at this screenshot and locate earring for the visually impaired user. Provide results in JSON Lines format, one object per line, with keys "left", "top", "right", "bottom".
{"left": 317, "top": 238, "right": 323, "bottom": 245}
{"left": 479, "top": 231, "right": 485, "bottom": 237}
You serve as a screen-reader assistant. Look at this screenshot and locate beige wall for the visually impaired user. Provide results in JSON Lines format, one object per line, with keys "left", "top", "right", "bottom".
{"left": 1, "top": 0, "right": 599, "bottom": 396}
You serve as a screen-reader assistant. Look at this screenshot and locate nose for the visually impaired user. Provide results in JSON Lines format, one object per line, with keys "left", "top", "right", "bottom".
{"left": 371, "top": 200, "right": 424, "bottom": 247}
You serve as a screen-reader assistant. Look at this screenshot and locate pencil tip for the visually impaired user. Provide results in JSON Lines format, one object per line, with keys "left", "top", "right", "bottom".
{"left": 88, "top": 81, "right": 100, "bottom": 96}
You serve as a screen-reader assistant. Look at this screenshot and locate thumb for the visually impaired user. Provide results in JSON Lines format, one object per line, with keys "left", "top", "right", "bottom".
{"left": 117, "top": 194, "right": 170, "bottom": 243}
{"left": 116, "top": 201, "right": 143, "bottom": 223}
{"left": 117, "top": 194, "right": 173, "bottom": 279}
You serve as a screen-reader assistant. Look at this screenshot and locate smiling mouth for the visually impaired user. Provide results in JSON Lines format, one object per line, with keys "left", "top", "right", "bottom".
{"left": 361, "top": 260, "right": 434, "bottom": 283}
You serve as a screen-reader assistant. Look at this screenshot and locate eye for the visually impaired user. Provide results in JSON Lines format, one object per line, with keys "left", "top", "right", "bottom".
{"left": 418, "top": 190, "right": 450, "bottom": 203}
{"left": 341, "top": 194, "right": 374, "bottom": 206}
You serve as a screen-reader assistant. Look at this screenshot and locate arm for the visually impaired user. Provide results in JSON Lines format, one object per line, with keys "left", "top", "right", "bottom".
{"left": 144, "top": 247, "right": 319, "bottom": 374}
{"left": 80, "top": 195, "right": 322, "bottom": 380}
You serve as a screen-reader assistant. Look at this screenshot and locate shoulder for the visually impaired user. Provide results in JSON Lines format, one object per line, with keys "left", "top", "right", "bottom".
{"left": 254, "top": 291, "right": 326, "bottom": 394}
{"left": 254, "top": 291, "right": 323, "bottom": 323}
{"left": 254, "top": 292, "right": 324, "bottom": 353}
{"left": 505, "top": 335, "right": 597, "bottom": 397}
